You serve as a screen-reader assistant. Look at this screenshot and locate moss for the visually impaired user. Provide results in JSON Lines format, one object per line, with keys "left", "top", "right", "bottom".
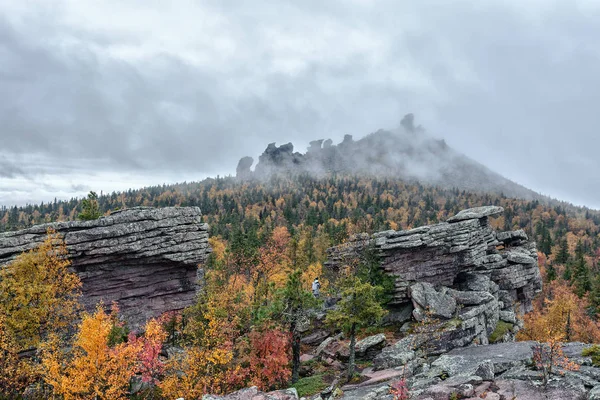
{"left": 291, "top": 375, "right": 329, "bottom": 397}
{"left": 582, "top": 345, "right": 600, "bottom": 366}
{"left": 444, "top": 318, "right": 462, "bottom": 330}
{"left": 489, "top": 321, "right": 514, "bottom": 343}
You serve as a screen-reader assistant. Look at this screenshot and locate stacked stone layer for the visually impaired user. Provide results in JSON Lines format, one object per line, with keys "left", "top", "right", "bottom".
{"left": 325, "top": 206, "right": 542, "bottom": 352}
{"left": 0, "top": 207, "right": 211, "bottom": 328}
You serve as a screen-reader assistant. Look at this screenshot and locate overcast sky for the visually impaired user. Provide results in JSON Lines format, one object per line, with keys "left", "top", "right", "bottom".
{"left": 1, "top": 0, "right": 599, "bottom": 209}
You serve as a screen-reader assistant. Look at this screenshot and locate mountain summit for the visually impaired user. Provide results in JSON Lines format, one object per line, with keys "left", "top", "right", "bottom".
{"left": 237, "top": 114, "right": 541, "bottom": 201}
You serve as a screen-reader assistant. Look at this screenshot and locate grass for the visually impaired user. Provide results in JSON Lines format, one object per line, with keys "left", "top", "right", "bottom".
{"left": 291, "top": 374, "right": 329, "bottom": 397}
{"left": 489, "top": 321, "right": 514, "bottom": 343}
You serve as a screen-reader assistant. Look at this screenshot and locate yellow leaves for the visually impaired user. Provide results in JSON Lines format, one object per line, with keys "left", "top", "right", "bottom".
{"left": 160, "top": 327, "right": 236, "bottom": 398}
{"left": 301, "top": 262, "right": 328, "bottom": 291}
{"left": 209, "top": 236, "right": 227, "bottom": 264}
{"left": 0, "top": 229, "right": 81, "bottom": 351}
{"left": 0, "top": 314, "right": 38, "bottom": 397}
{"left": 41, "top": 306, "right": 141, "bottom": 400}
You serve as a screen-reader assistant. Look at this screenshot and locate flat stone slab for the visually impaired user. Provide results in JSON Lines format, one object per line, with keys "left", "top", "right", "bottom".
{"left": 447, "top": 206, "right": 504, "bottom": 223}
{"left": 441, "top": 341, "right": 535, "bottom": 374}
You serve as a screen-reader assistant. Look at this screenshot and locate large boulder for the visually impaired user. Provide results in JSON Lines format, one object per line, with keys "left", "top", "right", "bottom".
{"left": 410, "top": 283, "right": 456, "bottom": 320}
{"left": 355, "top": 334, "right": 387, "bottom": 359}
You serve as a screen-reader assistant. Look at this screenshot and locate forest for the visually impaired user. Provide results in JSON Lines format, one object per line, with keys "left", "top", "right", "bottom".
{"left": 1, "top": 174, "right": 600, "bottom": 399}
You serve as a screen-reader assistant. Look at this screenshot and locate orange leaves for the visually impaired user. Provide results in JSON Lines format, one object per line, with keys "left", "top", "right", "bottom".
{"left": 301, "top": 262, "right": 328, "bottom": 292}
{"left": 41, "top": 305, "right": 168, "bottom": 400}
{"left": 532, "top": 338, "right": 580, "bottom": 385}
{"left": 160, "top": 344, "right": 235, "bottom": 399}
{"left": 258, "top": 226, "right": 292, "bottom": 281}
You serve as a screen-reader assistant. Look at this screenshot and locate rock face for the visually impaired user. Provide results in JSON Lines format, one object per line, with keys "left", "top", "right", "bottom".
{"left": 0, "top": 207, "right": 211, "bottom": 328}
{"left": 326, "top": 206, "right": 542, "bottom": 355}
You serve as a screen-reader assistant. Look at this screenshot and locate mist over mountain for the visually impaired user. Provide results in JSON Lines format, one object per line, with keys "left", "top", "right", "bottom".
{"left": 237, "top": 114, "right": 542, "bottom": 201}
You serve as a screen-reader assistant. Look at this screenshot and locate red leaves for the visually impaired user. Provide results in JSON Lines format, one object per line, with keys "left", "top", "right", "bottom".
{"left": 235, "top": 327, "right": 292, "bottom": 391}
{"left": 390, "top": 378, "right": 409, "bottom": 400}
{"left": 129, "top": 319, "right": 167, "bottom": 384}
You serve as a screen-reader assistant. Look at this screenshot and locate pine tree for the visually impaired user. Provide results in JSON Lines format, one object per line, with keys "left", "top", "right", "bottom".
{"left": 563, "top": 261, "right": 573, "bottom": 282}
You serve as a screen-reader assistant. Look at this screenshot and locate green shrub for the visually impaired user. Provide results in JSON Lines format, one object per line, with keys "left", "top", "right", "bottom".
{"left": 291, "top": 374, "right": 328, "bottom": 397}
{"left": 582, "top": 345, "right": 600, "bottom": 366}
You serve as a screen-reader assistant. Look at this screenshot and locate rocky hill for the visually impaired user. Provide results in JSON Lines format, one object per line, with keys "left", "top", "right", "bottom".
{"left": 0, "top": 207, "right": 211, "bottom": 328}
{"left": 203, "top": 207, "right": 600, "bottom": 400}
{"left": 236, "top": 114, "right": 544, "bottom": 201}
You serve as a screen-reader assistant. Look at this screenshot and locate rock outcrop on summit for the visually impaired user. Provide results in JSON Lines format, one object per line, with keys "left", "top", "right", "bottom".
{"left": 326, "top": 206, "right": 542, "bottom": 357}
{"left": 0, "top": 207, "right": 211, "bottom": 328}
{"left": 236, "top": 114, "right": 543, "bottom": 201}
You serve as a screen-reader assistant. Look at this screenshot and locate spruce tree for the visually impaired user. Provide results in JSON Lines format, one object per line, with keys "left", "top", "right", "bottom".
{"left": 563, "top": 261, "right": 573, "bottom": 282}
{"left": 325, "top": 276, "right": 387, "bottom": 381}
{"left": 546, "top": 263, "right": 557, "bottom": 282}
{"left": 589, "top": 274, "right": 600, "bottom": 316}
{"left": 574, "top": 240, "right": 591, "bottom": 297}
{"left": 555, "top": 239, "right": 570, "bottom": 265}
{"left": 278, "top": 269, "right": 318, "bottom": 383}
{"left": 78, "top": 191, "right": 102, "bottom": 221}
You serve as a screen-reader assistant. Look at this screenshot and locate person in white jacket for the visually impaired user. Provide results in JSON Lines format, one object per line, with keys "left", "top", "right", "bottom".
{"left": 312, "top": 277, "right": 321, "bottom": 298}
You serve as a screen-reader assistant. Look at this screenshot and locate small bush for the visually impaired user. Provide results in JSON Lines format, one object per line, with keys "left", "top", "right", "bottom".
{"left": 582, "top": 345, "right": 600, "bottom": 366}
{"left": 291, "top": 375, "right": 328, "bottom": 397}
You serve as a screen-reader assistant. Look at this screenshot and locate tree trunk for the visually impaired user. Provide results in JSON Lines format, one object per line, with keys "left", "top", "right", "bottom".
{"left": 347, "top": 322, "right": 357, "bottom": 382}
{"left": 291, "top": 321, "right": 301, "bottom": 383}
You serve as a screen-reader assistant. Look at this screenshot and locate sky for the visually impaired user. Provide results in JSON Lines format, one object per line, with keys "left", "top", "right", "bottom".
{"left": 0, "top": 0, "right": 599, "bottom": 209}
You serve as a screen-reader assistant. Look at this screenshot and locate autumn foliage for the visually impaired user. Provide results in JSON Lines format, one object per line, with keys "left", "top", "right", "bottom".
{"left": 2, "top": 174, "right": 600, "bottom": 398}
{"left": 0, "top": 313, "right": 38, "bottom": 398}
{"left": 41, "top": 304, "right": 168, "bottom": 400}
{"left": 0, "top": 229, "right": 81, "bottom": 351}
{"left": 235, "top": 327, "right": 291, "bottom": 391}
{"left": 518, "top": 279, "right": 600, "bottom": 344}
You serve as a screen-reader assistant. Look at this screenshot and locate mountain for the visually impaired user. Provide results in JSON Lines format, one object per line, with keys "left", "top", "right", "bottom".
{"left": 237, "top": 113, "right": 542, "bottom": 201}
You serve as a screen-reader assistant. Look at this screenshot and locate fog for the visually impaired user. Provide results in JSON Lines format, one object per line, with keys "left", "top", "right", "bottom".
{"left": 1, "top": 1, "right": 599, "bottom": 208}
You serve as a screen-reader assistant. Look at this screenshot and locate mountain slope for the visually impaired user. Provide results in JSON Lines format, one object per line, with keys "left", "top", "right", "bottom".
{"left": 237, "top": 114, "right": 542, "bottom": 201}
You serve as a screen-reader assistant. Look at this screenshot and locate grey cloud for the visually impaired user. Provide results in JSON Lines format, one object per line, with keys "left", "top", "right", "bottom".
{"left": 0, "top": 156, "right": 26, "bottom": 178}
{"left": 0, "top": 1, "right": 599, "bottom": 208}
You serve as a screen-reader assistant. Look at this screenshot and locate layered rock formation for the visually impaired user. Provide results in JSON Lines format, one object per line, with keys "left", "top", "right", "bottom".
{"left": 325, "top": 206, "right": 542, "bottom": 354}
{"left": 0, "top": 207, "right": 211, "bottom": 328}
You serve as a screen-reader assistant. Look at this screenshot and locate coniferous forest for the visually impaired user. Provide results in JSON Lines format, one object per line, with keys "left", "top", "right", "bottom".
{"left": 1, "top": 174, "right": 600, "bottom": 398}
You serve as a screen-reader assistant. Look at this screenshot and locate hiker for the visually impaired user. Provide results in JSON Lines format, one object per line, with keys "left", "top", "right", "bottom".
{"left": 312, "top": 277, "right": 321, "bottom": 298}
